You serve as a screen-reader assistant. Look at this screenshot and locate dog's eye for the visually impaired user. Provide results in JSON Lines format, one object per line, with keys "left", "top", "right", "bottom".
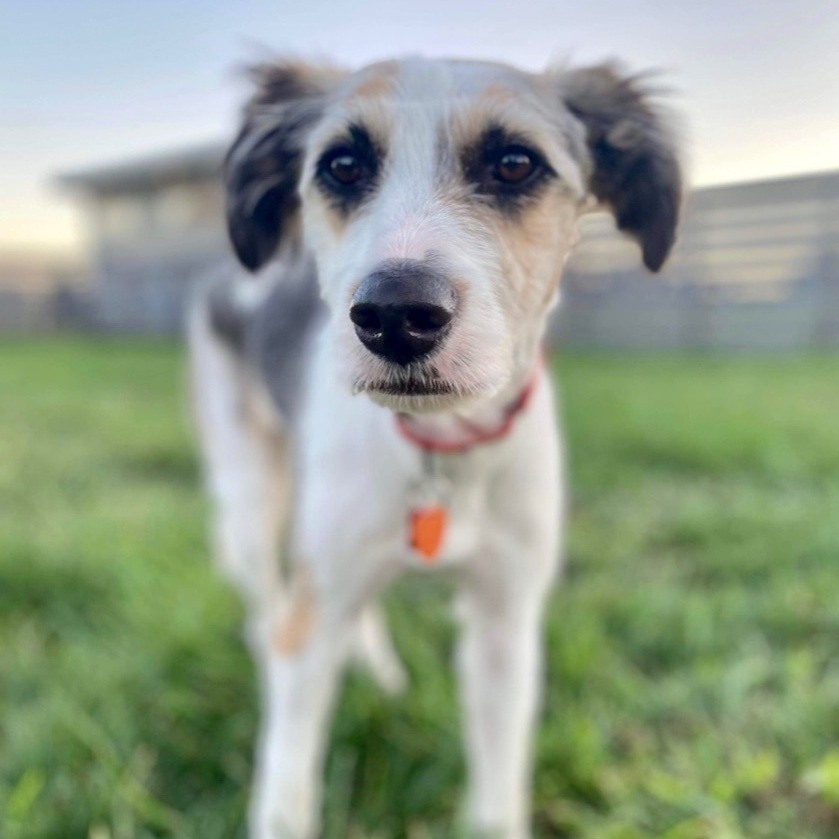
{"left": 326, "top": 151, "right": 363, "bottom": 186}
{"left": 494, "top": 148, "right": 536, "bottom": 184}
{"left": 316, "top": 126, "right": 382, "bottom": 208}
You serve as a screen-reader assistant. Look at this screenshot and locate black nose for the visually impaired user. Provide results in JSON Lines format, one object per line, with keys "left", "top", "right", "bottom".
{"left": 350, "top": 260, "right": 456, "bottom": 365}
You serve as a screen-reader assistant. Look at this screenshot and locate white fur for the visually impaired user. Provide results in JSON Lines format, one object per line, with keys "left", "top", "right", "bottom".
{"left": 189, "top": 55, "right": 679, "bottom": 839}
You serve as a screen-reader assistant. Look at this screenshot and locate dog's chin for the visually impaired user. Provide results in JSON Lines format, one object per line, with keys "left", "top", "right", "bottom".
{"left": 359, "top": 379, "right": 486, "bottom": 415}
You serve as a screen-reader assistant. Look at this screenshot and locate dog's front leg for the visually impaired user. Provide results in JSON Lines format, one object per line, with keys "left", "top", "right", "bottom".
{"left": 457, "top": 427, "right": 562, "bottom": 838}
{"left": 249, "top": 581, "right": 353, "bottom": 839}
{"left": 248, "top": 498, "right": 398, "bottom": 839}
{"left": 456, "top": 568, "right": 552, "bottom": 839}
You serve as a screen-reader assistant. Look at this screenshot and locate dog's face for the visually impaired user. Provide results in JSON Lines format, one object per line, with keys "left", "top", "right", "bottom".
{"left": 226, "top": 58, "right": 682, "bottom": 413}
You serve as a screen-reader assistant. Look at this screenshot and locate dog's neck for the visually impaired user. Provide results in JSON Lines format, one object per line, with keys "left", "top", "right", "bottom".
{"left": 394, "top": 332, "right": 545, "bottom": 453}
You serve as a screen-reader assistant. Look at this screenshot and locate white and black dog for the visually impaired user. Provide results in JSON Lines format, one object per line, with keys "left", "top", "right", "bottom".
{"left": 189, "top": 56, "right": 682, "bottom": 839}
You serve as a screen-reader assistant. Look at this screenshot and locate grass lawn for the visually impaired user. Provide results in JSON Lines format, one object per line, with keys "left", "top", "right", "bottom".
{"left": 2, "top": 340, "right": 839, "bottom": 839}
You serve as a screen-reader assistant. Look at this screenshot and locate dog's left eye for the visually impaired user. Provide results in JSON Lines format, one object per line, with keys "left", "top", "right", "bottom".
{"left": 494, "top": 148, "right": 537, "bottom": 184}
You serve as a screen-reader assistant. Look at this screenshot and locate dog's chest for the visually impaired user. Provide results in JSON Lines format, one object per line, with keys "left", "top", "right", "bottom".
{"left": 399, "top": 451, "right": 490, "bottom": 569}
{"left": 301, "top": 375, "right": 513, "bottom": 571}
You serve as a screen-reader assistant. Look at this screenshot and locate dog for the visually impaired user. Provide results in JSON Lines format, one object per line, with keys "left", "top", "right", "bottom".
{"left": 188, "top": 55, "right": 682, "bottom": 839}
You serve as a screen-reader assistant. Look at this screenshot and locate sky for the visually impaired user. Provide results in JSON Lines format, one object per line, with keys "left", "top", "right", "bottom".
{"left": 2, "top": 0, "right": 838, "bottom": 259}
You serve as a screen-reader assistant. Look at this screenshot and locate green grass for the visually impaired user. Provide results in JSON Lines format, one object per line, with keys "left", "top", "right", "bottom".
{"left": 3, "top": 340, "right": 839, "bottom": 839}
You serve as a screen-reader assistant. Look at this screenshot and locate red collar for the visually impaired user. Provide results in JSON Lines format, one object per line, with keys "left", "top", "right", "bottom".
{"left": 395, "top": 364, "right": 542, "bottom": 455}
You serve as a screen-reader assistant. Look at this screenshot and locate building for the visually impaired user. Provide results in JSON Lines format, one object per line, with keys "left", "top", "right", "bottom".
{"left": 59, "top": 142, "right": 228, "bottom": 333}
{"left": 59, "top": 146, "right": 839, "bottom": 349}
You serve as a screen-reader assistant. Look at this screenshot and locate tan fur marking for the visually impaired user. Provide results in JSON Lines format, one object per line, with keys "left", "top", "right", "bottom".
{"left": 479, "top": 84, "right": 520, "bottom": 107}
{"left": 350, "top": 69, "right": 396, "bottom": 101}
{"left": 274, "top": 566, "right": 317, "bottom": 656}
{"left": 492, "top": 190, "right": 579, "bottom": 321}
{"left": 307, "top": 194, "right": 349, "bottom": 240}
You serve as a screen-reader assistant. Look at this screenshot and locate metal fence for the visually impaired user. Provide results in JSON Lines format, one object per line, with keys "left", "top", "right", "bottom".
{"left": 550, "top": 271, "right": 839, "bottom": 352}
{"left": 5, "top": 170, "right": 839, "bottom": 350}
{"left": 5, "top": 269, "right": 839, "bottom": 353}
{"left": 0, "top": 286, "right": 96, "bottom": 334}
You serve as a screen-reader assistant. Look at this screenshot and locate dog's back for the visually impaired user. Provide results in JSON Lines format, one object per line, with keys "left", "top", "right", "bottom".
{"left": 186, "top": 255, "right": 322, "bottom": 614}
{"left": 197, "top": 255, "right": 324, "bottom": 424}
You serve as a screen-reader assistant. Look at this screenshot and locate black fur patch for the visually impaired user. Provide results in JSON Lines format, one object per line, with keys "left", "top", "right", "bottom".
{"left": 207, "top": 282, "right": 247, "bottom": 351}
{"left": 225, "top": 103, "right": 320, "bottom": 272}
{"left": 224, "top": 62, "right": 341, "bottom": 273}
{"left": 205, "top": 258, "right": 325, "bottom": 423}
{"left": 563, "top": 64, "right": 682, "bottom": 272}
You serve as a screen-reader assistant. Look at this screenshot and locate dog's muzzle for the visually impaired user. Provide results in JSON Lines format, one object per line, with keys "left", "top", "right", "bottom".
{"left": 349, "top": 260, "right": 456, "bottom": 366}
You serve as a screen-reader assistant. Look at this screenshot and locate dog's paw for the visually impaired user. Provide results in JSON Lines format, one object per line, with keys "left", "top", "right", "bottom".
{"left": 249, "top": 782, "right": 319, "bottom": 839}
{"left": 249, "top": 806, "right": 317, "bottom": 839}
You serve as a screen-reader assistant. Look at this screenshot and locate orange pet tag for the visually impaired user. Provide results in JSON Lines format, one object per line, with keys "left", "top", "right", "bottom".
{"left": 409, "top": 504, "right": 448, "bottom": 564}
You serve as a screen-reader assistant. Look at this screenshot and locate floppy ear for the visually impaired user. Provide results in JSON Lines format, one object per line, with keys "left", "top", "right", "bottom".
{"left": 225, "top": 61, "right": 344, "bottom": 272}
{"left": 561, "top": 63, "right": 683, "bottom": 272}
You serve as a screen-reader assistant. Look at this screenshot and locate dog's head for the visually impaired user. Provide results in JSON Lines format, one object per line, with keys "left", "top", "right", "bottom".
{"left": 226, "top": 57, "right": 682, "bottom": 413}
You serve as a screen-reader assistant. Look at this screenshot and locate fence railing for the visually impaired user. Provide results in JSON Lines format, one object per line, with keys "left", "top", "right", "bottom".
{"left": 551, "top": 270, "right": 839, "bottom": 351}
{"left": 3, "top": 272, "right": 839, "bottom": 352}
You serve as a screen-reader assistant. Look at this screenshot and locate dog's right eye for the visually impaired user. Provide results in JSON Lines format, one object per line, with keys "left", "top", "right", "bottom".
{"left": 325, "top": 151, "right": 362, "bottom": 186}
{"left": 315, "top": 125, "right": 381, "bottom": 210}
{"left": 319, "top": 146, "right": 376, "bottom": 192}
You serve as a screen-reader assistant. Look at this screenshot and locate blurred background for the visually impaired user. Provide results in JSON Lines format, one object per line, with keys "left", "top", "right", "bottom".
{"left": 3, "top": 2, "right": 839, "bottom": 838}
{"left": 4, "top": 0, "right": 839, "bottom": 340}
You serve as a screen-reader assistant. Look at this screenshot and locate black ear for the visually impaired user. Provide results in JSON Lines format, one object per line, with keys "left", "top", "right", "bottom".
{"left": 562, "top": 63, "right": 683, "bottom": 272}
{"left": 225, "top": 62, "right": 343, "bottom": 272}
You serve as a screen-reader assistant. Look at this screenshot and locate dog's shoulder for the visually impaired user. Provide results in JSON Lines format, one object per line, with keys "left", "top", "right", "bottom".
{"left": 201, "top": 254, "right": 325, "bottom": 421}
